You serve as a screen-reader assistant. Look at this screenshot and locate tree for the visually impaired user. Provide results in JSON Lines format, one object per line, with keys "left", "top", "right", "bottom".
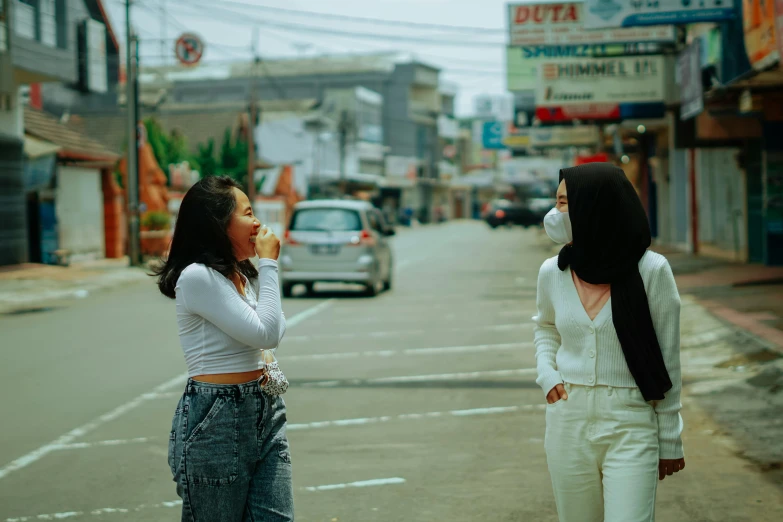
{"left": 196, "top": 139, "right": 218, "bottom": 177}
{"left": 218, "top": 127, "right": 248, "bottom": 186}
{"left": 143, "top": 118, "right": 193, "bottom": 183}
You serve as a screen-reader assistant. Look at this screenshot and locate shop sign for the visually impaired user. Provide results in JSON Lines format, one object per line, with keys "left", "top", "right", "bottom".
{"left": 775, "top": 0, "right": 783, "bottom": 65}
{"left": 678, "top": 39, "right": 704, "bottom": 120}
{"left": 584, "top": 0, "right": 735, "bottom": 29}
{"left": 506, "top": 42, "right": 661, "bottom": 91}
{"left": 535, "top": 56, "right": 666, "bottom": 107}
{"left": 529, "top": 125, "right": 600, "bottom": 148}
{"left": 743, "top": 0, "right": 780, "bottom": 71}
{"left": 507, "top": 2, "right": 675, "bottom": 46}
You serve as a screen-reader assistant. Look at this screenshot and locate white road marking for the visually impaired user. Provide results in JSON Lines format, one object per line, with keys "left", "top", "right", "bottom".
{"left": 371, "top": 368, "right": 536, "bottom": 384}
{"left": 0, "top": 300, "right": 335, "bottom": 481}
{"left": 285, "top": 322, "right": 532, "bottom": 342}
{"left": 287, "top": 404, "right": 544, "bottom": 431}
{"left": 304, "top": 477, "right": 406, "bottom": 492}
{"left": 5, "top": 404, "right": 541, "bottom": 452}
{"left": 51, "top": 437, "right": 155, "bottom": 451}
{"left": 283, "top": 342, "right": 533, "bottom": 363}
{"left": 301, "top": 309, "right": 533, "bottom": 326}
{"left": 4, "top": 476, "right": 404, "bottom": 520}
{"left": 302, "top": 367, "right": 537, "bottom": 387}
{"left": 4, "top": 501, "right": 183, "bottom": 521}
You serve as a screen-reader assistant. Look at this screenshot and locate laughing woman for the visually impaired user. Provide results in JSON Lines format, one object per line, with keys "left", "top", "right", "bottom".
{"left": 154, "top": 176, "right": 293, "bottom": 521}
{"left": 534, "top": 163, "right": 685, "bottom": 522}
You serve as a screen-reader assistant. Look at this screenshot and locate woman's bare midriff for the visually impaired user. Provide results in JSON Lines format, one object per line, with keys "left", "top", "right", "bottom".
{"left": 192, "top": 369, "right": 265, "bottom": 385}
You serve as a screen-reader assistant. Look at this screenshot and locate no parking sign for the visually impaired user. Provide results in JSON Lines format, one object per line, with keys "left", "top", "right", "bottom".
{"left": 174, "top": 33, "right": 204, "bottom": 66}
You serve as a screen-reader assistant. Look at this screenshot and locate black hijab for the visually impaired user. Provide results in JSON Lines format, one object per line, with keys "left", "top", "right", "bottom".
{"left": 557, "top": 162, "right": 672, "bottom": 401}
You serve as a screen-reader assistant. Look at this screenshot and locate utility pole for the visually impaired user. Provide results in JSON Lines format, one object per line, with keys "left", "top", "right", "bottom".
{"left": 338, "top": 110, "right": 351, "bottom": 197}
{"left": 125, "top": 0, "right": 141, "bottom": 266}
{"left": 247, "top": 28, "right": 260, "bottom": 203}
{"left": 160, "top": 0, "right": 167, "bottom": 66}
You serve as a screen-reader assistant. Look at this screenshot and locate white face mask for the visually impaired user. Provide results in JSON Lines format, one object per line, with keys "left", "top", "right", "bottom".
{"left": 543, "top": 207, "right": 573, "bottom": 244}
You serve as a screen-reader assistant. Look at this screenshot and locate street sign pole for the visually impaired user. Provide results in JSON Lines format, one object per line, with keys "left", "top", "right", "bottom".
{"left": 125, "top": 0, "right": 141, "bottom": 266}
{"left": 247, "top": 28, "right": 259, "bottom": 204}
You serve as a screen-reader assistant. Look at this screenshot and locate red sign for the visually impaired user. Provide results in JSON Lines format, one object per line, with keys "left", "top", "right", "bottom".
{"left": 175, "top": 33, "right": 204, "bottom": 66}
{"left": 744, "top": 0, "right": 779, "bottom": 70}
{"left": 536, "top": 104, "right": 620, "bottom": 122}
{"left": 513, "top": 3, "right": 579, "bottom": 25}
{"left": 575, "top": 153, "right": 609, "bottom": 166}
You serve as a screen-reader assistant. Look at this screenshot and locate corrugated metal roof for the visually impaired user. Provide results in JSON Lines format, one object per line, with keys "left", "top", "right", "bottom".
{"left": 24, "top": 107, "right": 119, "bottom": 161}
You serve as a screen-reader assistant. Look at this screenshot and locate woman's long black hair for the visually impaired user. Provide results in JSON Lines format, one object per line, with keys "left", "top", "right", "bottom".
{"left": 153, "top": 175, "right": 258, "bottom": 299}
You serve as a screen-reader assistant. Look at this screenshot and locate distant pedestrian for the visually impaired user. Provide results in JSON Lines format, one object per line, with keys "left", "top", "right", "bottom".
{"left": 535, "top": 163, "right": 684, "bottom": 522}
{"left": 153, "top": 176, "right": 293, "bottom": 521}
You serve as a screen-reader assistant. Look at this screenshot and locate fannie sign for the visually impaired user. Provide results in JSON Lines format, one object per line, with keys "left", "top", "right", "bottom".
{"left": 535, "top": 56, "right": 667, "bottom": 106}
{"left": 507, "top": 2, "right": 675, "bottom": 46}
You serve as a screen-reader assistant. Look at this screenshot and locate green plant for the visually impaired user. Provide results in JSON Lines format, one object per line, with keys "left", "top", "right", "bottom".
{"left": 218, "top": 128, "right": 248, "bottom": 185}
{"left": 144, "top": 118, "right": 191, "bottom": 184}
{"left": 196, "top": 139, "right": 218, "bottom": 177}
{"left": 141, "top": 211, "right": 171, "bottom": 231}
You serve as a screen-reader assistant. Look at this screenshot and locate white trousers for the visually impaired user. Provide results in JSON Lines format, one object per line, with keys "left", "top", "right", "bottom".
{"left": 545, "top": 382, "right": 659, "bottom": 522}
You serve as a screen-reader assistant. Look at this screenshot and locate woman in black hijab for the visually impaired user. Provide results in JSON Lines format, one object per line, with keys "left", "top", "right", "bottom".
{"left": 534, "top": 163, "right": 685, "bottom": 522}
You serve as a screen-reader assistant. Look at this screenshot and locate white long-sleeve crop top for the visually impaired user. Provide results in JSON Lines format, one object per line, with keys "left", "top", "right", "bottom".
{"left": 174, "top": 259, "right": 286, "bottom": 377}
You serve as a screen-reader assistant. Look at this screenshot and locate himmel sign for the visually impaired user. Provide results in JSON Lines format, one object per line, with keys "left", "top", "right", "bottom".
{"left": 536, "top": 56, "right": 666, "bottom": 106}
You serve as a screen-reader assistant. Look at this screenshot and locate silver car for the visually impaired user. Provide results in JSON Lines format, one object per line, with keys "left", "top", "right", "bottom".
{"left": 279, "top": 200, "right": 395, "bottom": 297}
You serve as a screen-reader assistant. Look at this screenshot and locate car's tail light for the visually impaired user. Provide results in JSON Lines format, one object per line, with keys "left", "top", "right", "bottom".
{"left": 348, "top": 230, "right": 376, "bottom": 246}
{"left": 495, "top": 210, "right": 506, "bottom": 218}
{"left": 284, "top": 230, "right": 299, "bottom": 246}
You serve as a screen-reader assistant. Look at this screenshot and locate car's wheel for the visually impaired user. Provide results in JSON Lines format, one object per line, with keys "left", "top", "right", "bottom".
{"left": 303, "top": 282, "right": 314, "bottom": 295}
{"left": 282, "top": 282, "right": 295, "bottom": 298}
{"left": 383, "top": 271, "right": 393, "bottom": 292}
{"left": 364, "top": 280, "right": 379, "bottom": 297}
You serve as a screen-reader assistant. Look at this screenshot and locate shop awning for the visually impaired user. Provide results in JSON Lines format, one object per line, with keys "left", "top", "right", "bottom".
{"left": 23, "top": 135, "right": 61, "bottom": 159}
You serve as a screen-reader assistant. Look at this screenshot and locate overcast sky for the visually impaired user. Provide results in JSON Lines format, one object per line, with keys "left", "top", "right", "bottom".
{"left": 104, "top": 0, "right": 515, "bottom": 115}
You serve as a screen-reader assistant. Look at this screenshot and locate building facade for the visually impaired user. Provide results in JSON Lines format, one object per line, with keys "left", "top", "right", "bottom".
{"left": 0, "top": 0, "right": 119, "bottom": 266}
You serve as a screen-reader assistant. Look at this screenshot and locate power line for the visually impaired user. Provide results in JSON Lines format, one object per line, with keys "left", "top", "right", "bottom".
{"left": 172, "top": 0, "right": 506, "bottom": 48}
{"left": 121, "top": 0, "right": 506, "bottom": 70}
{"left": 169, "top": 0, "right": 504, "bottom": 34}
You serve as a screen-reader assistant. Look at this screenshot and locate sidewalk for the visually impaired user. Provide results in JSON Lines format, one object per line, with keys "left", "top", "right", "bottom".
{"left": 654, "top": 247, "right": 783, "bottom": 353}
{"left": 0, "top": 258, "right": 149, "bottom": 314}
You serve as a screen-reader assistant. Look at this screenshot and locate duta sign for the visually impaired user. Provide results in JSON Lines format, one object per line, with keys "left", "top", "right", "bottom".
{"left": 507, "top": 2, "right": 675, "bottom": 46}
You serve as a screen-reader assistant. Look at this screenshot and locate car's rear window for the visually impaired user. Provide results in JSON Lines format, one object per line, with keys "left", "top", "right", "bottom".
{"left": 290, "top": 208, "right": 363, "bottom": 232}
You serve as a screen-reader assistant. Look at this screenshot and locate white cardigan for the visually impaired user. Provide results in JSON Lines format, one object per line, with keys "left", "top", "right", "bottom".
{"left": 533, "top": 251, "right": 684, "bottom": 459}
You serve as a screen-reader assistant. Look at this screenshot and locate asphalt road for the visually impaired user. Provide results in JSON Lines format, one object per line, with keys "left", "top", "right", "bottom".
{"left": 1, "top": 221, "right": 782, "bottom": 521}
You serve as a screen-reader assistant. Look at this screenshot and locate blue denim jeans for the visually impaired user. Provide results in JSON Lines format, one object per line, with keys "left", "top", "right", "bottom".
{"left": 168, "top": 379, "right": 294, "bottom": 521}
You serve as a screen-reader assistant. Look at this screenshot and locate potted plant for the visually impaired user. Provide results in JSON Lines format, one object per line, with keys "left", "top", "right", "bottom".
{"left": 140, "top": 211, "right": 172, "bottom": 256}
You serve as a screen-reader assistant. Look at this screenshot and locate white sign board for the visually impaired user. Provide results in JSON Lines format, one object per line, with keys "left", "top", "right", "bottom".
{"left": 86, "top": 20, "right": 108, "bottom": 94}
{"left": 529, "top": 125, "right": 600, "bottom": 147}
{"left": 535, "top": 56, "right": 666, "bottom": 107}
{"left": 507, "top": 2, "right": 675, "bottom": 46}
{"left": 584, "top": 0, "right": 735, "bottom": 29}
{"left": 474, "top": 94, "right": 514, "bottom": 121}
